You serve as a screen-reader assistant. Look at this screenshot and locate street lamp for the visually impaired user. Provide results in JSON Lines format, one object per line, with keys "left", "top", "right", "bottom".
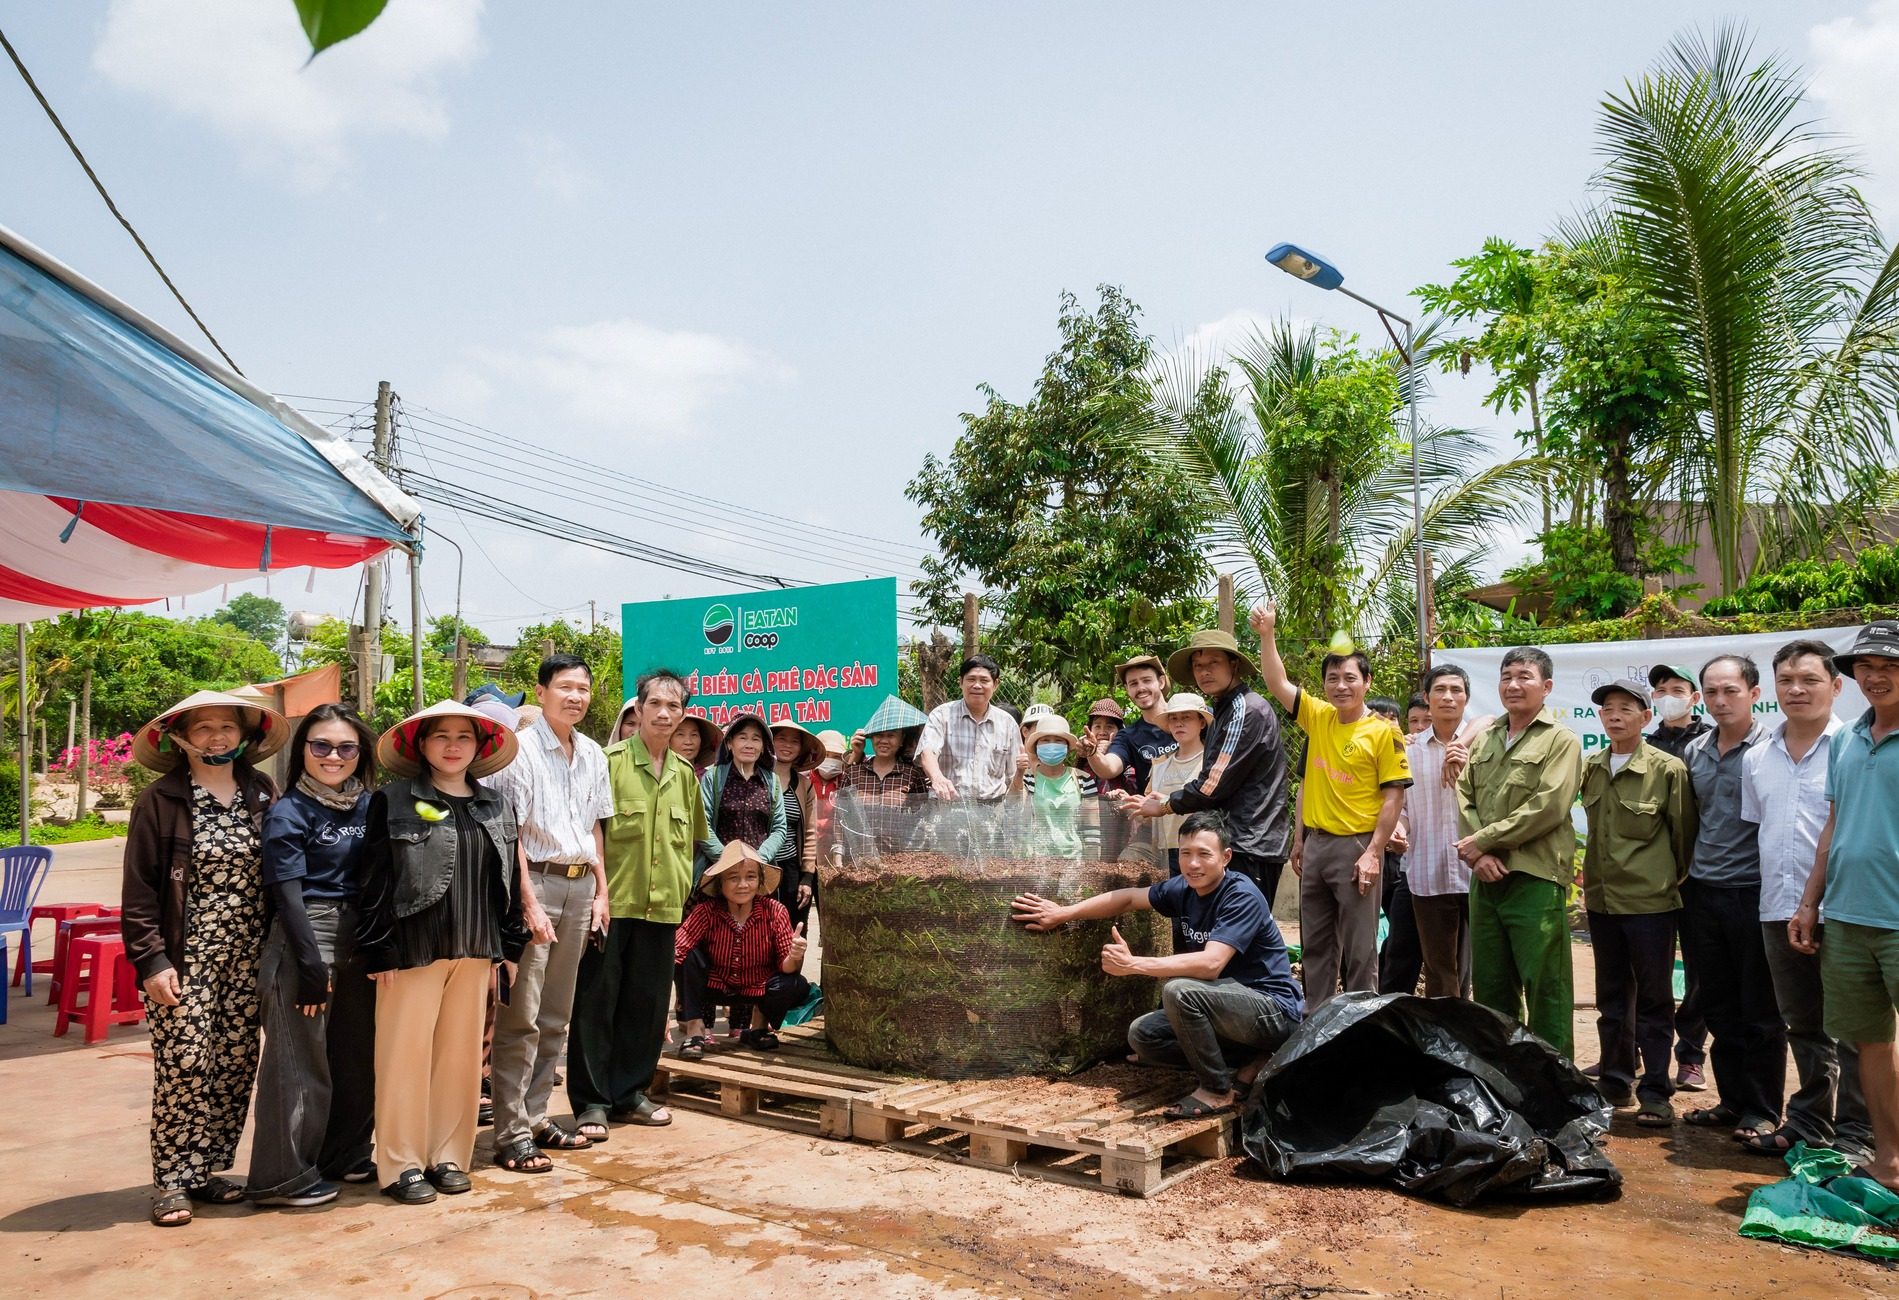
{"left": 1265, "top": 242, "right": 1430, "bottom": 671}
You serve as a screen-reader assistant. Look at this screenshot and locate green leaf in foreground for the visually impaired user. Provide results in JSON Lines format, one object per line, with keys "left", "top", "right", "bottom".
{"left": 294, "top": 0, "right": 389, "bottom": 56}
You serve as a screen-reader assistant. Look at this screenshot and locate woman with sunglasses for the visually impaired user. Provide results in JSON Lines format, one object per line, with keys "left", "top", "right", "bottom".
{"left": 247, "top": 704, "right": 381, "bottom": 1207}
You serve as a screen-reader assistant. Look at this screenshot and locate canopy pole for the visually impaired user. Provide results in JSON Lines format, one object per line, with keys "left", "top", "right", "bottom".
{"left": 410, "top": 527, "right": 425, "bottom": 712}
{"left": 17, "top": 622, "right": 28, "bottom": 847}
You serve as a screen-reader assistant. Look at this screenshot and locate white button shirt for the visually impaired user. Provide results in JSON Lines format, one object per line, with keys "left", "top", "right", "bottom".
{"left": 491, "top": 717, "right": 613, "bottom": 865}
{"left": 1738, "top": 715, "right": 1840, "bottom": 923}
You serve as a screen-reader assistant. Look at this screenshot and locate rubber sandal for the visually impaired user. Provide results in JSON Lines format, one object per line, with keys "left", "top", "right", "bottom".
{"left": 151, "top": 1190, "right": 193, "bottom": 1227}
{"left": 495, "top": 1138, "right": 553, "bottom": 1173}
{"left": 1741, "top": 1126, "right": 1799, "bottom": 1156}
{"left": 1683, "top": 1105, "right": 1740, "bottom": 1128}
{"left": 186, "top": 1176, "right": 247, "bottom": 1205}
{"left": 1732, "top": 1118, "right": 1778, "bottom": 1144}
{"left": 678, "top": 1035, "right": 708, "bottom": 1060}
{"left": 611, "top": 1095, "right": 672, "bottom": 1126}
{"left": 533, "top": 1123, "right": 591, "bottom": 1151}
{"left": 575, "top": 1107, "right": 610, "bottom": 1143}
{"left": 739, "top": 1028, "right": 781, "bottom": 1051}
{"left": 1163, "top": 1094, "right": 1237, "bottom": 1119}
{"left": 1635, "top": 1100, "right": 1674, "bottom": 1127}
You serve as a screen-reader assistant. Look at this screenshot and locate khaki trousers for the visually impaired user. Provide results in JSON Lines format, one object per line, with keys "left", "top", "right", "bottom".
{"left": 374, "top": 956, "right": 490, "bottom": 1181}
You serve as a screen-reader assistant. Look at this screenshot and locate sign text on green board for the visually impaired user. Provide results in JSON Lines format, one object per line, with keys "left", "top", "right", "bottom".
{"left": 622, "top": 577, "right": 899, "bottom": 737}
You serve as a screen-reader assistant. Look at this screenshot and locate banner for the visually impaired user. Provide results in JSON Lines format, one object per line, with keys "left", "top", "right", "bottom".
{"left": 1437, "top": 625, "right": 1871, "bottom": 756}
{"left": 622, "top": 577, "right": 899, "bottom": 738}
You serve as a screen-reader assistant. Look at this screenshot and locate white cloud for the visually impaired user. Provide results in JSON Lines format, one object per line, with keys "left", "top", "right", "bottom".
{"left": 453, "top": 319, "right": 795, "bottom": 436}
{"left": 1809, "top": 0, "right": 1899, "bottom": 224}
{"left": 1173, "top": 309, "right": 1278, "bottom": 364}
{"left": 519, "top": 132, "right": 598, "bottom": 205}
{"left": 93, "top": 0, "right": 484, "bottom": 190}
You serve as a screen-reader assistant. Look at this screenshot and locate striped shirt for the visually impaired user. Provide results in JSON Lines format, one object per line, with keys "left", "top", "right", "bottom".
{"left": 673, "top": 895, "right": 795, "bottom": 998}
{"left": 917, "top": 699, "right": 1022, "bottom": 801}
{"left": 490, "top": 718, "right": 612, "bottom": 866}
{"left": 1402, "top": 728, "right": 1469, "bottom": 897}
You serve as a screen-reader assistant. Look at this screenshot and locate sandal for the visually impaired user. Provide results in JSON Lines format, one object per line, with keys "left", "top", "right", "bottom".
{"left": 1163, "top": 1094, "right": 1237, "bottom": 1119}
{"left": 494, "top": 1138, "right": 553, "bottom": 1173}
{"left": 610, "top": 1095, "right": 673, "bottom": 1127}
{"left": 151, "top": 1190, "right": 193, "bottom": 1227}
{"left": 533, "top": 1122, "right": 591, "bottom": 1151}
{"left": 185, "top": 1176, "right": 246, "bottom": 1205}
{"left": 738, "top": 1028, "right": 781, "bottom": 1051}
{"left": 1741, "top": 1126, "right": 1800, "bottom": 1156}
{"left": 678, "top": 1035, "right": 709, "bottom": 1060}
{"left": 1635, "top": 1100, "right": 1674, "bottom": 1127}
{"left": 1683, "top": 1105, "right": 1740, "bottom": 1128}
{"left": 1732, "top": 1117, "right": 1778, "bottom": 1144}
{"left": 575, "top": 1107, "right": 610, "bottom": 1143}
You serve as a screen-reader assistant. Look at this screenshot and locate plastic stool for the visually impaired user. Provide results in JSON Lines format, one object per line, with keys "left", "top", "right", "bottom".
{"left": 16, "top": 903, "right": 105, "bottom": 990}
{"left": 49, "top": 914, "right": 125, "bottom": 1005}
{"left": 54, "top": 933, "right": 145, "bottom": 1044}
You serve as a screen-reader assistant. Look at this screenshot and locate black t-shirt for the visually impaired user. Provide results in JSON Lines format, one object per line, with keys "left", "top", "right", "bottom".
{"left": 261, "top": 786, "right": 370, "bottom": 901}
{"left": 1108, "top": 718, "right": 1178, "bottom": 793}
{"left": 1148, "top": 870, "right": 1303, "bottom": 1021}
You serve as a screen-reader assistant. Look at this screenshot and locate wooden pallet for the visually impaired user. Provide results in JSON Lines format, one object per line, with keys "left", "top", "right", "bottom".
{"left": 650, "top": 1018, "right": 1234, "bottom": 1196}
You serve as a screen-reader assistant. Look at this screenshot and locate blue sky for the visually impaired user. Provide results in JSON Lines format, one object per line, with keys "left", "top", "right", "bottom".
{"left": 3, "top": 1, "right": 1894, "bottom": 643}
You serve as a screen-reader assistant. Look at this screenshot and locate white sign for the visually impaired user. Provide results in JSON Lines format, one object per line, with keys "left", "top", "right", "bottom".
{"left": 1437, "top": 626, "right": 1872, "bottom": 758}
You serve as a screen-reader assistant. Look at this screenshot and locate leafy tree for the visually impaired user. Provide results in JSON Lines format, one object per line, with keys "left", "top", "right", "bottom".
{"left": 1141, "top": 319, "right": 1541, "bottom": 656}
{"left": 1505, "top": 522, "right": 1693, "bottom": 622}
{"left": 505, "top": 620, "right": 625, "bottom": 742}
{"left": 1584, "top": 24, "right": 1899, "bottom": 593}
{"left": 1702, "top": 543, "right": 1899, "bottom": 615}
{"left": 907, "top": 286, "right": 1219, "bottom": 697}
{"left": 28, "top": 612, "right": 281, "bottom": 742}
{"left": 210, "top": 593, "right": 288, "bottom": 647}
{"left": 425, "top": 615, "right": 490, "bottom": 659}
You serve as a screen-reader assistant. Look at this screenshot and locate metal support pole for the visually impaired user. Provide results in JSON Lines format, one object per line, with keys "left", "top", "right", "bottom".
{"left": 409, "top": 526, "right": 425, "bottom": 711}
{"left": 1406, "top": 321, "right": 1429, "bottom": 672}
{"left": 16, "top": 622, "right": 27, "bottom": 847}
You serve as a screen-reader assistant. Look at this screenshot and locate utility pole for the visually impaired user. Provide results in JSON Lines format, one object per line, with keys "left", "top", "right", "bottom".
{"left": 364, "top": 380, "right": 393, "bottom": 709}
{"left": 962, "top": 592, "right": 979, "bottom": 659}
{"left": 589, "top": 600, "right": 596, "bottom": 632}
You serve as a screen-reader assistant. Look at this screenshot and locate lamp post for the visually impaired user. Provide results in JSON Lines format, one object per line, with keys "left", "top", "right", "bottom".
{"left": 1265, "top": 243, "right": 1430, "bottom": 671}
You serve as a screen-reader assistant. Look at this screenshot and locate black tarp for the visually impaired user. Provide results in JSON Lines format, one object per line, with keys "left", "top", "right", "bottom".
{"left": 1241, "top": 992, "right": 1622, "bottom": 1206}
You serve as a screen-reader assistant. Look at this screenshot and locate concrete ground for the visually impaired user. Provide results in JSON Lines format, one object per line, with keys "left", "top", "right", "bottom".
{"left": 3, "top": 840, "right": 1891, "bottom": 1297}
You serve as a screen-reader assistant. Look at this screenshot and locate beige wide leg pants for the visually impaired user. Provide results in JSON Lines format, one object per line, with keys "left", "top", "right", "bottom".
{"left": 373, "top": 956, "right": 490, "bottom": 1181}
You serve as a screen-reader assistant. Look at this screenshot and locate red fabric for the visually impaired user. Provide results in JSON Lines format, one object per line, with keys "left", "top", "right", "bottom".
{"left": 0, "top": 563, "right": 119, "bottom": 608}
{"left": 673, "top": 896, "right": 794, "bottom": 998}
{"left": 48, "top": 498, "right": 389, "bottom": 569}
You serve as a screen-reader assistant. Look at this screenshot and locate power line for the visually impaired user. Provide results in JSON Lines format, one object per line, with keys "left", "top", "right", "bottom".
{"left": 0, "top": 24, "right": 243, "bottom": 375}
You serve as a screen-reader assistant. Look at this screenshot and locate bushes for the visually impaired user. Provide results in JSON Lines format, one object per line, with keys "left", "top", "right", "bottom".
{"left": 1702, "top": 544, "right": 1899, "bottom": 616}
{"left": 0, "top": 759, "right": 18, "bottom": 834}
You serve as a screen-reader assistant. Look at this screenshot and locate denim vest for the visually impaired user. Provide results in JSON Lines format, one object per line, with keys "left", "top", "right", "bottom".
{"left": 383, "top": 772, "right": 518, "bottom": 919}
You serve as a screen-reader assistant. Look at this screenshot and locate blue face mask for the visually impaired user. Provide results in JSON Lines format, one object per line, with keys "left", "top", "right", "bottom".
{"left": 198, "top": 740, "right": 248, "bottom": 767}
{"left": 1035, "top": 742, "right": 1069, "bottom": 766}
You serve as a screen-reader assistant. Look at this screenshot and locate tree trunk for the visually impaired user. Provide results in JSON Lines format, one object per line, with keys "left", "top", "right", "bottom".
{"left": 1600, "top": 422, "right": 1640, "bottom": 578}
{"left": 76, "top": 669, "right": 92, "bottom": 820}
{"left": 1529, "top": 380, "right": 1550, "bottom": 535}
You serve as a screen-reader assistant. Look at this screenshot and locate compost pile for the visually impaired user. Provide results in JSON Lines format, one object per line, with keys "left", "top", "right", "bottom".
{"left": 819, "top": 792, "right": 1168, "bottom": 1078}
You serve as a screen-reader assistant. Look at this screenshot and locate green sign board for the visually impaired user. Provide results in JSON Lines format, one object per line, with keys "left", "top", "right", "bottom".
{"left": 622, "top": 577, "right": 899, "bottom": 737}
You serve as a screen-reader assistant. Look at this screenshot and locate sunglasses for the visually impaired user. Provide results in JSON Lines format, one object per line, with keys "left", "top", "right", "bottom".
{"left": 306, "top": 739, "right": 362, "bottom": 759}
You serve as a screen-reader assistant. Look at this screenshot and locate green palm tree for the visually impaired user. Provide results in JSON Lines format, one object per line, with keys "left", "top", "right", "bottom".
{"left": 1137, "top": 319, "right": 1542, "bottom": 651}
{"left": 1589, "top": 24, "right": 1899, "bottom": 593}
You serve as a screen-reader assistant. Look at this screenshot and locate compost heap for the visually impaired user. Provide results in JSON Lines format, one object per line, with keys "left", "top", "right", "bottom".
{"left": 1242, "top": 993, "right": 1622, "bottom": 1206}
{"left": 819, "top": 791, "right": 1170, "bottom": 1078}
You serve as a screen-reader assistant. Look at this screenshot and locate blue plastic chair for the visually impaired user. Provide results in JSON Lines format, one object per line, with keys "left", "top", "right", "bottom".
{"left": 0, "top": 846, "right": 55, "bottom": 1023}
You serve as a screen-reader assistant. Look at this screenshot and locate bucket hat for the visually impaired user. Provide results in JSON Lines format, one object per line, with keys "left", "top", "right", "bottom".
{"left": 1026, "top": 714, "right": 1077, "bottom": 750}
{"left": 1834, "top": 620, "right": 1899, "bottom": 675}
{"left": 377, "top": 700, "right": 520, "bottom": 781}
{"left": 698, "top": 840, "right": 781, "bottom": 899}
{"left": 1161, "top": 692, "right": 1215, "bottom": 727}
{"left": 133, "top": 689, "right": 289, "bottom": 773}
{"left": 1114, "top": 654, "right": 1168, "bottom": 686}
{"left": 465, "top": 683, "right": 527, "bottom": 709}
{"left": 814, "top": 729, "right": 849, "bottom": 758}
{"left": 1166, "top": 630, "right": 1258, "bottom": 686}
{"left": 1086, "top": 697, "right": 1128, "bottom": 724}
{"left": 861, "top": 696, "right": 929, "bottom": 735}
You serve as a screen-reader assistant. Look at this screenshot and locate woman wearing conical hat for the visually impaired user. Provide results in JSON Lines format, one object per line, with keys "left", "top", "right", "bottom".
{"left": 122, "top": 690, "right": 288, "bottom": 1227}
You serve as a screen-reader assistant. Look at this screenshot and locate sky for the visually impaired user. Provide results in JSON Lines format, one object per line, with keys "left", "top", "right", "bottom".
{"left": 3, "top": 0, "right": 1895, "bottom": 646}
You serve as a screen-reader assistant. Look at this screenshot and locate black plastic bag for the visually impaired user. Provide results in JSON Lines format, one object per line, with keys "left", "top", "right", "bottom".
{"left": 1241, "top": 992, "right": 1621, "bottom": 1206}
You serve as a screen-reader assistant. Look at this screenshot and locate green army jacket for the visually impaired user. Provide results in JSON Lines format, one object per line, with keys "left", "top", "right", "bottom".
{"left": 1456, "top": 708, "right": 1584, "bottom": 886}
{"left": 602, "top": 734, "right": 709, "bottom": 924}
{"left": 1578, "top": 741, "right": 1697, "bottom": 915}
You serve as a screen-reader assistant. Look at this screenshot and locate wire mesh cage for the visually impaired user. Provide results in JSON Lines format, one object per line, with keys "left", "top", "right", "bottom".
{"left": 818, "top": 787, "right": 1171, "bottom": 1079}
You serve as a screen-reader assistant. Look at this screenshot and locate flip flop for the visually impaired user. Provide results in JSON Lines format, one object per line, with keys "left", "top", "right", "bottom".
{"left": 1682, "top": 1105, "right": 1740, "bottom": 1128}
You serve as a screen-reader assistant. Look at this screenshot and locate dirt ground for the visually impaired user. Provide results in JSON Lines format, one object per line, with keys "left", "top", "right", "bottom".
{"left": 3, "top": 840, "right": 1890, "bottom": 1297}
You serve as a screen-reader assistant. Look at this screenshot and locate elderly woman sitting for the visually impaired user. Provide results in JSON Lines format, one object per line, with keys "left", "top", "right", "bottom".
{"left": 672, "top": 843, "right": 810, "bottom": 1057}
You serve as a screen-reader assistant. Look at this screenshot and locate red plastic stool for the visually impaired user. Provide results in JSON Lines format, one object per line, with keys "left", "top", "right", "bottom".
{"left": 53, "top": 933, "right": 145, "bottom": 1044}
{"left": 48, "top": 914, "right": 124, "bottom": 1005}
{"left": 16, "top": 903, "right": 106, "bottom": 990}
